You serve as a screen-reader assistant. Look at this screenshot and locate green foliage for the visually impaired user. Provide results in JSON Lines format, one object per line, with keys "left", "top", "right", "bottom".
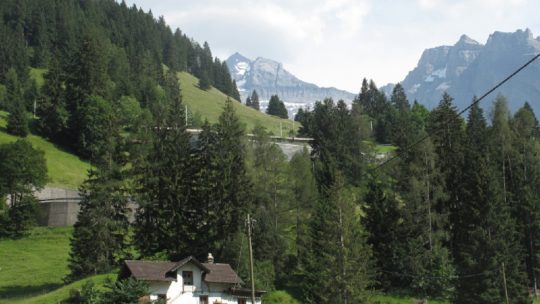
{"left": 251, "top": 90, "right": 260, "bottom": 111}
{"left": 98, "top": 278, "right": 149, "bottom": 304}
{"left": 67, "top": 167, "right": 131, "bottom": 281}
{"left": 0, "top": 139, "right": 47, "bottom": 238}
{"left": 263, "top": 290, "right": 300, "bottom": 304}
{"left": 303, "top": 175, "right": 373, "bottom": 304}
{"left": 198, "top": 71, "right": 211, "bottom": 90}
{"left": 266, "top": 94, "right": 288, "bottom": 119}
{"left": 0, "top": 111, "right": 91, "bottom": 189}
{"left": 76, "top": 95, "right": 118, "bottom": 161}
{"left": 6, "top": 99, "right": 28, "bottom": 137}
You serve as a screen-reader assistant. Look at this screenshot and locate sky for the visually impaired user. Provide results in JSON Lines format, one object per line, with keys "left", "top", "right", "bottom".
{"left": 123, "top": 0, "right": 540, "bottom": 93}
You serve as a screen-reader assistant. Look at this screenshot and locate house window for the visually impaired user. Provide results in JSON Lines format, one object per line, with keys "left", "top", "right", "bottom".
{"left": 182, "top": 271, "right": 193, "bottom": 285}
{"left": 237, "top": 299, "right": 247, "bottom": 304}
{"left": 200, "top": 295, "right": 209, "bottom": 304}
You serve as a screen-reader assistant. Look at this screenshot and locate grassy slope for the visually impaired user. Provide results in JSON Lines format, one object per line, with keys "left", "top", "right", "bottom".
{"left": 179, "top": 72, "right": 298, "bottom": 136}
{"left": 0, "top": 227, "right": 72, "bottom": 302}
{"left": 0, "top": 111, "right": 90, "bottom": 189}
{"left": 9, "top": 274, "right": 114, "bottom": 304}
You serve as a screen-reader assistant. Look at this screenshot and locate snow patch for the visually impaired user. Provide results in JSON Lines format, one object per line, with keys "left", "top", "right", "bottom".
{"left": 234, "top": 62, "right": 250, "bottom": 76}
{"left": 436, "top": 82, "right": 451, "bottom": 91}
{"left": 424, "top": 75, "right": 435, "bottom": 82}
{"left": 432, "top": 67, "right": 447, "bottom": 78}
{"left": 408, "top": 83, "right": 421, "bottom": 94}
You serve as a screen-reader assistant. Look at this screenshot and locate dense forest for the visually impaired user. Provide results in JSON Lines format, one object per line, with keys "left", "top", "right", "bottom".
{"left": 0, "top": 1, "right": 539, "bottom": 304}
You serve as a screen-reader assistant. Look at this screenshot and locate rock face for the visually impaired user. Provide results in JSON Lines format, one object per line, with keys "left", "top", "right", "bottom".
{"left": 226, "top": 53, "right": 355, "bottom": 117}
{"left": 390, "top": 29, "right": 540, "bottom": 114}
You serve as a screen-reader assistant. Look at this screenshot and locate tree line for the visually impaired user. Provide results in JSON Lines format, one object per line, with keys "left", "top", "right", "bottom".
{"left": 0, "top": 0, "right": 240, "bottom": 156}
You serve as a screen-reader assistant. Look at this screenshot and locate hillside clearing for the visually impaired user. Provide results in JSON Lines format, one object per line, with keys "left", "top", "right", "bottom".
{"left": 179, "top": 72, "right": 298, "bottom": 136}
{"left": 0, "top": 111, "right": 91, "bottom": 189}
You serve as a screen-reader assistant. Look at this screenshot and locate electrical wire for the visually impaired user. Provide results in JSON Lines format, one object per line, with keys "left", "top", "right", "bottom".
{"left": 369, "top": 52, "right": 540, "bottom": 175}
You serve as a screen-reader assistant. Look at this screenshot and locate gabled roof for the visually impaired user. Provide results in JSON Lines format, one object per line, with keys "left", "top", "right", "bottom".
{"left": 122, "top": 260, "right": 177, "bottom": 281}
{"left": 168, "top": 256, "right": 210, "bottom": 273}
{"left": 121, "top": 257, "right": 244, "bottom": 285}
{"left": 202, "top": 263, "right": 244, "bottom": 285}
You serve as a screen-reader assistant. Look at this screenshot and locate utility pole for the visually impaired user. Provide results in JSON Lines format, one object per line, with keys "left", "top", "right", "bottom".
{"left": 185, "top": 105, "right": 188, "bottom": 127}
{"left": 502, "top": 262, "right": 509, "bottom": 304}
{"left": 247, "top": 214, "right": 256, "bottom": 304}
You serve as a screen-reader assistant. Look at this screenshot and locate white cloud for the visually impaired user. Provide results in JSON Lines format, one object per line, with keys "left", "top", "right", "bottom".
{"left": 123, "top": 0, "right": 540, "bottom": 92}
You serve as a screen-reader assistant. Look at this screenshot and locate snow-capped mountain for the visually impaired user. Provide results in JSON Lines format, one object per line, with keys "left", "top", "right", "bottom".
{"left": 386, "top": 29, "right": 540, "bottom": 114}
{"left": 226, "top": 53, "right": 356, "bottom": 117}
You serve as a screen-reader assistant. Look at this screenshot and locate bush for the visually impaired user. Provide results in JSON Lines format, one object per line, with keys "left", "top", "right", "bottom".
{"left": 263, "top": 290, "right": 300, "bottom": 304}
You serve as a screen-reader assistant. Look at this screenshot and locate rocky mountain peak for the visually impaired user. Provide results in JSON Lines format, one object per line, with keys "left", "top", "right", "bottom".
{"left": 392, "top": 29, "right": 540, "bottom": 114}
{"left": 456, "top": 34, "right": 480, "bottom": 46}
{"left": 225, "top": 53, "right": 356, "bottom": 117}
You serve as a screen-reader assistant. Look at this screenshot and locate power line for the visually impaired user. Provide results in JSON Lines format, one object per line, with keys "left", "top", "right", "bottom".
{"left": 369, "top": 52, "right": 540, "bottom": 175}
{"left": 379, "top": 267, "right": 498, "bottom": 280}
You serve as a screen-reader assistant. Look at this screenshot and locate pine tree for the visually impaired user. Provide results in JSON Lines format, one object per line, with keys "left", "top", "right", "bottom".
{"left": 266, "top": 95, "right": 288, "bottom": 119}
{"left": 454, "top": 102, "right": 530, "bottom": 304}
{"left": 134, "top": 72, "right": 192, "bottom": 258}
{"left": 428, "top": 92, "right": 465, "bottom": 256}
{"left": 7, "top": 97, "right": 28, "bottom": 137}
{"left": 37, "top": 57, "right": 69, "bottom": 141}
{"left": 5, "top": 68, "right": 28, "bottom": 137}
{"left": 198, "top": 71, "right": 211, "bottom": 90}
{"left": 245, "top": 96, "right": 252, "bottom": 107}
{"left": 67, "top": 166, "right": 131, "bottom": 281}
{"left": 251, "top": 90, "right": 260, "bottom": 111}
{"left": 231, "top": 80, "right": 241, "bottom": 101}
{"left": 510, "top": 102, "right": 540, "bottom": 291}
{"left": 213, "top": 98, "right": 252, "bottom": 261}
{"left": 0, "top": 140, "right": 47, "bottom": 238}
{"left": 303, "top": 174, "right": 373, "bottom": 304}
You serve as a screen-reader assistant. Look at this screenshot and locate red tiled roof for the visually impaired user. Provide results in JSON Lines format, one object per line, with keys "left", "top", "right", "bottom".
{"left": 202, "top": 263, "right": 244, "bottom": 285}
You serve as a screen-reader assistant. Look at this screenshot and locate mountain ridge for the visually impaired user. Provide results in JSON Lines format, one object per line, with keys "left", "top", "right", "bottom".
{"left": 384, "top": 29, "right": 540, "bottom": 114}
{"left": 226, "top": 53, "right": 356, "bottom": 116}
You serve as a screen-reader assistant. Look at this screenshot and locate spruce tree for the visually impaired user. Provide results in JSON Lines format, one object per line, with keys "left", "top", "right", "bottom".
{"left": 0, "top": 140, "right": 47, "bottom": 238}
{"left": 213, "top": 98, "right": 252, "bottom": 260}
{"left": 511, "top": 103, "right": 540, "bottom": 290}
{"left": 266, "top": 95, "right": 288, "bottom": 119}
{"left": 5, "top": 68, "right": 28, "bottom": 137}
{"left": 454, "top": 102, "right": 530, "bottom": 304}
{"left": 304, "top": 174, "right": 373, "bottom": 303}
{"left": 67, "top": 166, "right": 131, "bottom": 281}
{"left": 251, "top": 90, "right": 260, "bottom": 111}
{"left": 428, "top": 92, "right": 465, "bottom": 256}
{"left": 134, "top": 72, "right": 192, "bottom": 258}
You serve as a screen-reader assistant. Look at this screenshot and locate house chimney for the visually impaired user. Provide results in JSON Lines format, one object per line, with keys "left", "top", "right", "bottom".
{"left": 207, "top": 253, "right": 214, "bottom": 264}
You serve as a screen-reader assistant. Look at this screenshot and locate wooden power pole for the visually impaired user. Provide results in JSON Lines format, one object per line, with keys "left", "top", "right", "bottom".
{"left": 247, "top": 214, "right": 256, "bottom": 304}
{"left": 502, "top": 262, "right": 509, "bottom": 304}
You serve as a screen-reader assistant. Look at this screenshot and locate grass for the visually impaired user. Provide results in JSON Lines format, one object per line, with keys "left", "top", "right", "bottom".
{"left": 371, "top": 294, "right": 448, "bottom": 304}
{"left": 0, "top": 111, "right": 91, "bottom": 189}
{"left": 9, "top": 274, "right": 114, "bottom": 304}
{"left": 179, "top": 72, "right": 298, "bottom": 136}
{"left": 375, "top": 144, "right": 398, "bottom": 153}
{"left": 0, "top": 227, "right": 73, "bottom": 302}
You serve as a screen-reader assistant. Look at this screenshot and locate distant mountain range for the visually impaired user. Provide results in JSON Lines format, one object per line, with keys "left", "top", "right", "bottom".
{"left": 226, "top": 53, "right": 355, "bottom": 117}
{"left": 383, "top": 29, "right": 540, "bottom": 114}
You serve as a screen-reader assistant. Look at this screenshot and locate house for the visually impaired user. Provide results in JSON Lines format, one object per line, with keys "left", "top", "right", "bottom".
{"left": 120, "top": 254, "right": 264, "bottom": 304}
